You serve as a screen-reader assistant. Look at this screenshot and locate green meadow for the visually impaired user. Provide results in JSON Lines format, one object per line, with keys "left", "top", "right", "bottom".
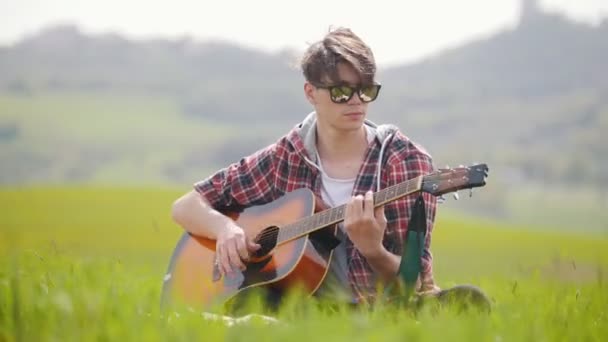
{"left": 1, "top": 187, "right": 607, "bottom": 341}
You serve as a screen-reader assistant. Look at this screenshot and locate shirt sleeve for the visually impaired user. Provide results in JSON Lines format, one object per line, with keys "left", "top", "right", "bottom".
{"left": 193, "top": 143, "right": 277, "bottom": 211}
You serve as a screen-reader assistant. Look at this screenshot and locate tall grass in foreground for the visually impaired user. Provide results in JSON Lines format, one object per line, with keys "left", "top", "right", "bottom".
{"left": 0, "top": 187, "right": 607, "bottom": 341}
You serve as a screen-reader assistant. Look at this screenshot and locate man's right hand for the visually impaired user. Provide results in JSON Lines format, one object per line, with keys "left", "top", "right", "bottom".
{"left": 215, "top": 224, "right": 261, "bottom": 276}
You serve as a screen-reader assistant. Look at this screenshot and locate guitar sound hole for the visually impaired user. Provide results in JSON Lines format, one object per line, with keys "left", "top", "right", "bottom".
{"left": 252, "top": 226, "right": 279, "bottom": 258}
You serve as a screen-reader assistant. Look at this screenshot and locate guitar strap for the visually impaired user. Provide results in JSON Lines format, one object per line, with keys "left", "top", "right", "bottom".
{"left": 392, "top": 194, "right": 426, "bottom": 303}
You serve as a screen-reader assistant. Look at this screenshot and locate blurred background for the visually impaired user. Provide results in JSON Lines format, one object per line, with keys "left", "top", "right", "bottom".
{"left": 1, "top": 4, "right": 607, "bottom": 340}
{"left": 1, "top": 0, "right": 607, "bottom": 233}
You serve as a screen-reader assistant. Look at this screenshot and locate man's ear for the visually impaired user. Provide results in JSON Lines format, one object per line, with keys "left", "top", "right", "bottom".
{"left": 304, "top": 82, "right": 316, "bottom": 105}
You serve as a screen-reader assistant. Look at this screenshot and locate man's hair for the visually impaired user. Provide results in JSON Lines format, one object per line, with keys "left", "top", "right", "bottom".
{"left": 300, "top": 27, "right": 376, "bottom": 85}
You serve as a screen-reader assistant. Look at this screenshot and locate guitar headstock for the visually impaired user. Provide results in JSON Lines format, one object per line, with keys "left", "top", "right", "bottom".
{"left": 422, "top": 164, "right": 489, "bottom": 197}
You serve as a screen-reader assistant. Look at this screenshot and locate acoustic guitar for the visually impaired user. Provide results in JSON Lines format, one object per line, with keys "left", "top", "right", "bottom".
{"left": 161, "top": 164, "right": 489, "bottom": 310}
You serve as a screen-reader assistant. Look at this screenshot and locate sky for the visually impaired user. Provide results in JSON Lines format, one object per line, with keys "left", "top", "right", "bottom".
{"left": 1, "top": 0, "right": 607, "bottom": 66}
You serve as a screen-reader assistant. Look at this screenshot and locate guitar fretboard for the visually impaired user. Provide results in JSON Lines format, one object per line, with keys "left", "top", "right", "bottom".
{"left": 276, "top": 175, "right": 423, "bottom": 244}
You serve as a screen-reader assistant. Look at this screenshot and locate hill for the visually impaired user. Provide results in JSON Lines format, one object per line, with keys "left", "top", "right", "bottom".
{"left": 0, "top": 5, "right": 606, "bottom": 230}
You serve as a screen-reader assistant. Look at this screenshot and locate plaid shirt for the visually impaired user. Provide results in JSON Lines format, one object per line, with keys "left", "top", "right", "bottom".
{"left": 194, "top": 117, "right": 438, "bottom": 301}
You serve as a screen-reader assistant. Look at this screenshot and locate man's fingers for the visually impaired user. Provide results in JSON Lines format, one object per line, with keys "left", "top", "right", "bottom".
{"left": 364, "top": 191, "right": 374, "bottom": 218}
{"left": 352, "top": 195, "right": 364, "bottom": 218}
{"left": 218, "top": 245, "right": 231, "bottom": 276}
{"left": 344, "top": 197, "right": 353, "bottom": 226}
{"left": 374, "top": 205, "right": 386, "bottom": 224}
{"left": 226, "top": 240, "right": 246, "bottom": 271}
{"left": 374, "top": 205, "right": 385, "bottom": 218}
{"left": 236, "top": 237, "right": 249, "bottom": 261}
{"left": 247, "top": 238, "right": 261, "bottom": 252}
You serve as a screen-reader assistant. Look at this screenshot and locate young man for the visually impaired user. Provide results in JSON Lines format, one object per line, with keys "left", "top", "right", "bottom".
{"left": 171, "top": 28, "right": 472, "bottom": 306}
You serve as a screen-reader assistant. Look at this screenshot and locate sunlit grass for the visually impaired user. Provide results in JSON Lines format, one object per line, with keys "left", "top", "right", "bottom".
{"left": 0, "top": 187, "right": 606, "bottom": 341}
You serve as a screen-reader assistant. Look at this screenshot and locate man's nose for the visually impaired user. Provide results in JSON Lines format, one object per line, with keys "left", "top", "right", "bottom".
{"left": 346, "top": 91, "right": 362, "bottom": 105}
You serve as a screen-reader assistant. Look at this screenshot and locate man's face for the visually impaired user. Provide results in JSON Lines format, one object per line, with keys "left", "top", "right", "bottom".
{"left": 305, "top": 62, "right": 371, "bottom": 133}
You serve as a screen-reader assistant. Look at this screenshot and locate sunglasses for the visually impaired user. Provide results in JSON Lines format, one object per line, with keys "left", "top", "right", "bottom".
{"left": 313, "top": 82, "right": 382, "bottom": 104}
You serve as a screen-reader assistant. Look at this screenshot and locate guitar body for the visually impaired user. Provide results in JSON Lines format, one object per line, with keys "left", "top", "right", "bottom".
{"left": 161, "top": 188, "right": 336, "bottom": 311}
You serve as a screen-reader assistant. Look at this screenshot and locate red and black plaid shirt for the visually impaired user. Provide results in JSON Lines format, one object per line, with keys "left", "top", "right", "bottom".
{"left": 195, "top": 120, "right": 438, "bottom": 300}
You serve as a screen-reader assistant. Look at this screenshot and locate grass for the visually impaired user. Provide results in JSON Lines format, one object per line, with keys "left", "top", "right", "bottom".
{"left": 505, "top": 184, "right": 608, "bottom": 234}
{"left": 0, "top": 91, "right": 259, "bottom": 184}
{"left": 0, "top": 91, "right": 231, "bottom": 144}
{"left": 0, "top": 187, "right": 607, "bottom": 341}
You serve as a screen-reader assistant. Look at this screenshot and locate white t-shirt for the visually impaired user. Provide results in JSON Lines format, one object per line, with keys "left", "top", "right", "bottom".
{"left": 317, "top": 125, "right": 375, "bottom": 210}
{"left": 314, "top": 126, "right": 375, "bottom": 301}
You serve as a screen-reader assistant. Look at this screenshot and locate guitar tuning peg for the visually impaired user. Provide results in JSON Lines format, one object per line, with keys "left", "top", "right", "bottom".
{"left": 453, "top": 192, "right": 460, "bottom": 200}
{"left": 438, "top": 195, "right": 446, "bottom": 204}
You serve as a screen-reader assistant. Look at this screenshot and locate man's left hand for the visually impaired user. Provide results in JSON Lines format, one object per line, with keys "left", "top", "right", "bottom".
{"left": 344, "top": 191, "right": 387, "bottom": 258}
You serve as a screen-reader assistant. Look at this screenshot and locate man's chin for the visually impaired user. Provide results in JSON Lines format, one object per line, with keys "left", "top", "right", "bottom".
{"left": 337, "top": 122, "right": 365, "bottom": 133}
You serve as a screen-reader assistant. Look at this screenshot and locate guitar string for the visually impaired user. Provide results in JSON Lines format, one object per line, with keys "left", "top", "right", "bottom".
{"left": 247, "top": 179, "right": 450, "bottom": 246}
{"left": 251, "top": 180, "right": 418, "bottom": 243}
{"left": 228, "top": 168, "right": 485, "bottom": 249}
{"left": 251, "top": 172, "right": 484, "bottom": 246}
{"left": 245, "top": 176, "right": 482, "bottom": 251}
{"left": 249, "top": 177, "right": 469, "bottom": 245}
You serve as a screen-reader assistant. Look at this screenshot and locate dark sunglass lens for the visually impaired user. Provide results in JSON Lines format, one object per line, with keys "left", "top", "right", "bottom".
{"left": 359, "top": 85, "right": 380, "bottom": 103}
{"left": 330, "top": 86, "right": 354, "bottom": 103}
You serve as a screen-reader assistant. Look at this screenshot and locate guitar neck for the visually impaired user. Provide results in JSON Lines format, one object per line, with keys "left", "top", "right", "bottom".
{"left": 276, "top": 176, "right": 423, "bottom": 244}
